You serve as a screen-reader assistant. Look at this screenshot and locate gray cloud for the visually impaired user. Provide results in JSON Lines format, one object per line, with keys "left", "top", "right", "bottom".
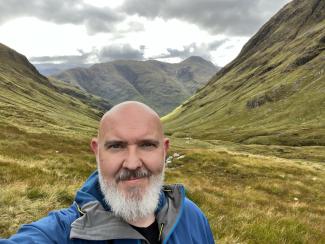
{"left": 30, "top": 55, "right": 84, "bottom": 63}
{"left": 0, "top": 0, "right": 124, "bottom": 34}
{"left": 1, "top": 0, "right": 291, "bottom": 36}
{"left": 151, "top": 39, "right": 228, "bottom": 61}
{"left": 30, "top": 49, "right": 91, "bottom": 64}
{"left": 121, "top": 0, "right": 292, "bottom": 36}
{"left": 98, "top": 44, "right": 145, "bottom": 61}
{"left": 29, "top": 50, "right": 90, "bottom": 64}
{"left": 29, "top": 44, "right": 145, "bottom": 64}
{"left": 208, "top": 39, "right": 229, "bottom": 50}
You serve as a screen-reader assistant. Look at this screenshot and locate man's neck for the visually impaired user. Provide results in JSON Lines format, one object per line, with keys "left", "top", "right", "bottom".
{"left": 127, "top": 213, "right": 155, "bottom": 227}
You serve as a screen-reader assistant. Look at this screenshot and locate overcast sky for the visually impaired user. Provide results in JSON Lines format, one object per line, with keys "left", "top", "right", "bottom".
{"left": 0, "top": 0, "right": 291, "bottom": 67}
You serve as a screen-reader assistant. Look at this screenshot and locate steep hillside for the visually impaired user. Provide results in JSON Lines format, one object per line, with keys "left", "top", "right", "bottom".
{"left": 48, "top": 77, "right": 112, "bottom": 117}
{"left": 0, "top": 43, "right": 111, "bottom": 157}
{"left": 0, "top": 43, "right": 108, "bottom": 237}
{"left": 53, "top": 56, "right": 218, "bottom": 115}
{"left": 163, "top": 0, "right": 325, "bottom": 146}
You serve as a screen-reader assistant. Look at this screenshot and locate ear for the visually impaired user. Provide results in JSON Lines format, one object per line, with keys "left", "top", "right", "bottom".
{"left": 163, "top": 137, "right": 170, "bottom": 155}
{"left": 90, "top": 137, "right": 99, "bottom": 155}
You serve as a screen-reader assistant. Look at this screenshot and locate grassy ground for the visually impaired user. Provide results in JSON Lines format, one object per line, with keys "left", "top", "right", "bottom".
{"left": 1, "top": 135, "right": 324, "bottom": 243}
{"left": 166, "top": 139, "right": 325, "bottom": 243}
{"left": 0, "top": 134, "right": 96, "bottom": 237}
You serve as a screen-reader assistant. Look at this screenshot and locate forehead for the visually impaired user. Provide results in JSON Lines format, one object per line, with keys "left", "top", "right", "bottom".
{"left": 100, "top": 112, "right": 162, "bottom": 140}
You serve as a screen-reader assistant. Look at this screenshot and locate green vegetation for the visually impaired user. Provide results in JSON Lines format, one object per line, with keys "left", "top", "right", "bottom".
{"left": 0, "top": 153, "right": 96, "bottom": 237}
{"left": 166, "top": 138, "right": 325, "bottom": 243}
{"left": 1, "top": 134, "right": 325, "bottom": 243}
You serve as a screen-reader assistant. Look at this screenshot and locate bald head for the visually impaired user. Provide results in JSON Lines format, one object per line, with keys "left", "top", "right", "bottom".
{"left": 104, "top": 101, "right": 159, "bottom": 118}
{"left": 98, "top": 101, "right": 164, "bottom": 140}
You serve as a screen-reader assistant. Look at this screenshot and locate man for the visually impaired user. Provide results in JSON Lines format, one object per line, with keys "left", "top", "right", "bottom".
{"left": 1, "top": 101, "right": 214, "bottom": 244}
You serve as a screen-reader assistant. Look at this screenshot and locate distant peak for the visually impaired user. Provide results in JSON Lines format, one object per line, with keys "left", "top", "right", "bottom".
{"left": 184, "top": 56, "right": 207, "bottom": 62}
{"left": 181, "top": 56, "right": 216, "bottom": 68}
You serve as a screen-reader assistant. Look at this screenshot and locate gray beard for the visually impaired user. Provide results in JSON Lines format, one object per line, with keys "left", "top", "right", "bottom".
{"left": 98, "top": 167, "right": 164, "bottom": 223}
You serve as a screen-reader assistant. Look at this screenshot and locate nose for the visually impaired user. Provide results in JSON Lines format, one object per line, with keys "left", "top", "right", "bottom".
{"left": 122, "top": 145, "right": 142, "bottom": 170}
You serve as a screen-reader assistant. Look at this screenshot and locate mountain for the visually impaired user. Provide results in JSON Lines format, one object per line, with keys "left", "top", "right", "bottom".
{"left": 53, "top": 56, "right": 218, "bottom": 115}
{"left": 163, "top": 0, "right": 325, "bottom": 146}
{"left": 0, "top": 43, "right": 111, "bottom": 151}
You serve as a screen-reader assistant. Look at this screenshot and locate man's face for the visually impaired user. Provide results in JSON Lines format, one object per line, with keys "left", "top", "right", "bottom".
{"left": 92, "top": 109, "right": 169, "bottom": 201}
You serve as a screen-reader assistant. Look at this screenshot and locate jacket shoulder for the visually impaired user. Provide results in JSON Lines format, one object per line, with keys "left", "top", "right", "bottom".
{"left": 183, "top": 197, "right": 207, "bottom": 219}
{"left": 1, "top": 203, "right": 80, "bottom": 244}
{"left": 176, "top": 197, "right": 215, "bottom": 243}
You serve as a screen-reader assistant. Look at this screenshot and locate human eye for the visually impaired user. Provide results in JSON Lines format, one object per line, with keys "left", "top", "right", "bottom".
{"left": 140, "top": 141, "right": 158, "bottom": 150}
{"left": 105, "top": 141, "right": 126, "bottom": 151}
{"left": 109, "top": 144, "right": 122, "bottom": 149}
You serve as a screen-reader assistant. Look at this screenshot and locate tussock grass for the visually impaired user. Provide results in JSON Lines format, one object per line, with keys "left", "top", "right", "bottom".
{"left": 166, "top": 144, "right": 325, "bottom": 243}
{"left": 0, "top": 127, "right": 325, "bottom": 243}
{"left": 1, "top": 136, "right": 324, "bottom": 242}
{"left": 0, "top": 131, "right": 324, "bottom": 243}
{"left": 0, "top": 145, "right": 96, "bottom": 238}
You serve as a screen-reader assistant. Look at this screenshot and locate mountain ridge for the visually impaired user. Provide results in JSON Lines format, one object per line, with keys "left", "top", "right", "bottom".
{"left": 0, "top": 43, "right": 113, "bottom": 137}
{"left": 53, "top": 56, "right": 218, "bottom": 115}
{"left": 163, "top": 0, "right": 325, "bottom": 146}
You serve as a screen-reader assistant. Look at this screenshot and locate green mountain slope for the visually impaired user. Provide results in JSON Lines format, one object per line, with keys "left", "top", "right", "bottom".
{"left": 0, "top": 43, "right": 110, "bottom": 236}
{"left": 163, "top": 0, "right": 325, "bottom": 146}
{"left": 0, "top": 43, "right": 111, "bottom": 158}
{"left": 53, "top": 56, "right": 218, "bottom": 115}
{"left": 48, "top": 77, "right": 112, "bottom": 117}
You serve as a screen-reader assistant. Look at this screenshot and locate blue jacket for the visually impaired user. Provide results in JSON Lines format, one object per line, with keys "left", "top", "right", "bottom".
{"left": 1, "top": 171, "right": 215, "bottom": 244}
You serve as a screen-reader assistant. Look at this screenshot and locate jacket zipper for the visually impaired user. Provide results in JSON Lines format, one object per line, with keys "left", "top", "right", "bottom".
{"left": 158, "top": 223, "right": 164, "bottom": 242}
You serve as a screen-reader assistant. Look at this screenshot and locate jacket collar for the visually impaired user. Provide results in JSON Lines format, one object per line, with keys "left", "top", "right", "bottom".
{"left": 70, "top": 201, "right": 145, "bottom": 241}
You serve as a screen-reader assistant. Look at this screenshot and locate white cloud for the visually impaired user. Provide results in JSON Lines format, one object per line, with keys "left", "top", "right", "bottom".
{"left": 0, "top": 0, "right": 291, "bottom": 66}
{"left": 0, "top": 17, "right": 99, "bottom": 57}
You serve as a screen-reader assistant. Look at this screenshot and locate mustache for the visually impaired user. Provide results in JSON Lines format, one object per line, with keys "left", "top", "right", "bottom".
{"left": 116, "top": 168, "right": 152, "bottom": 182}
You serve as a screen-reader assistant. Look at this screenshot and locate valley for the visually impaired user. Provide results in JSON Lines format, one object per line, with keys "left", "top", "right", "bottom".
{"left": 0, "top": 0, "right": 324, "bottom": 242}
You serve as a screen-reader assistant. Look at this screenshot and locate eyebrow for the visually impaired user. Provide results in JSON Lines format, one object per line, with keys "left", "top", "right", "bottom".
{"left": 104, "top": 140, "right": 127, "bottom": 149}
{"left": 139, "top": 139, "right": 160, "bottom": 146}
{"left": 104, "top": 139, "right": 160, "bottom": 148}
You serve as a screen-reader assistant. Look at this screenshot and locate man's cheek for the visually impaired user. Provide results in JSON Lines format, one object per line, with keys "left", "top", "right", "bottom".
{"left": 146, "top": 159, "right": 164, "bottom": 174}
